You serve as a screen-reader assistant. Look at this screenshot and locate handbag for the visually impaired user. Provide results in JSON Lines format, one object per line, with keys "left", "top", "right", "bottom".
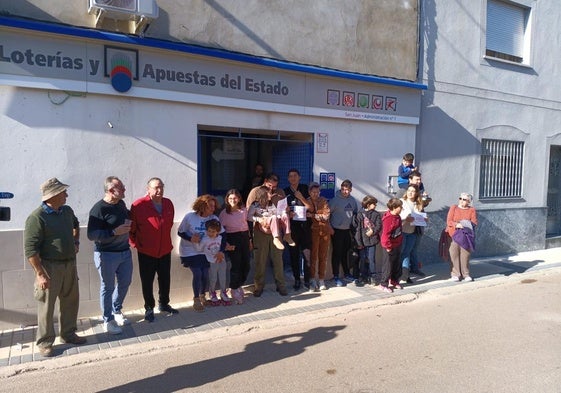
{"left": 438, "top": 228, "right": 451, "bottom": 262}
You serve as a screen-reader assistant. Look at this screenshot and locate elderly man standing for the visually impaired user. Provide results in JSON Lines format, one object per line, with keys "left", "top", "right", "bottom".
{"left": 130, "top": 177, "right": 178, "bottom": 322}
{"left": 87, "top": 176, "right": 133, "bottom": 335}
{"left": 24, "top": 178, "right": 86, "bottom": 357}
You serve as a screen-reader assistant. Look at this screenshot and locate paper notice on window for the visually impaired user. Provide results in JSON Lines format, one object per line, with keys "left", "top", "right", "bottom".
{"left": 293, "top": 205, "right": 307, "bottom": 221}
{"left": 276, "top": 197, "right": 288, "bottom": 216}
{"left": 412, "top": 211, "right": 427, "bottom": 226}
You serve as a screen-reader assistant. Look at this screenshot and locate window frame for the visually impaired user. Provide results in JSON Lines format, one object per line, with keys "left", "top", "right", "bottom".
{"left": 476, "top": 125, "right": 529, "bottom": 203}
{"left": 482, "top": 0, "right": 535, "bottom": 67}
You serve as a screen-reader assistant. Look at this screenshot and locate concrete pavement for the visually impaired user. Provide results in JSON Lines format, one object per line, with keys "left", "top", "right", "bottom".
{"left": 1, "top": 247, "right": 560, "bottom": 367}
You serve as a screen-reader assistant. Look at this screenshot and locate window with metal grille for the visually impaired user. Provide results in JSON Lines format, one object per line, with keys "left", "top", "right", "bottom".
{"left": 480, "top": 139, "right": 524, "bottom": 199}
{"left": 486, "top": 0, "right": 530, "bottom": 64}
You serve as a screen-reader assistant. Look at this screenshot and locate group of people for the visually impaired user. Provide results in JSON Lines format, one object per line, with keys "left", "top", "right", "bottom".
{"left": 23, "top": 157, "right": 478, "bottom": 356}
{"left": 24, "top": 176, "right": 178, "bottom": 355}
{"left": 398, "top": 152, "right": 478, "bottom": 284}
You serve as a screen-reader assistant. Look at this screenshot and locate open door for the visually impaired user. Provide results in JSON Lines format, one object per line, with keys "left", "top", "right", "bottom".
{"left": 198, "top": 127, "right": 313, "bottom": 203}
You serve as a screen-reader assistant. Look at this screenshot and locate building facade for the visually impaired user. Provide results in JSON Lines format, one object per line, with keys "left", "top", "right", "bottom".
{"left": 416, "top": 0, "right": 561, "bottom": 261}
{"left": 0, "top": 1, "right": 424, "bottom": 327}
{"left": 1, "top": 0, "right": 559, "bottom": 327}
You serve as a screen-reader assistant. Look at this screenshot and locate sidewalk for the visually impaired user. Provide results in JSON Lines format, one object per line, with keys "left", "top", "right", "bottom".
{"left": 1, "top": 247, "right": 560, "bottom": 367}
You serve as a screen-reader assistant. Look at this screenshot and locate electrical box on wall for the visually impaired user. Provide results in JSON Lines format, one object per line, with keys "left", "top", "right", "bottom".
{"left": 88, "top": 0, "right": 159, "bottom": 35}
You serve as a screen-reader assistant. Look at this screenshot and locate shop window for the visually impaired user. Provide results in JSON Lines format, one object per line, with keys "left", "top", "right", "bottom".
{"left": 479, "top": 139, "right": 524, "bottom": 199}
{"left": 485, "top": 0, "right": 532, "bottom": 64}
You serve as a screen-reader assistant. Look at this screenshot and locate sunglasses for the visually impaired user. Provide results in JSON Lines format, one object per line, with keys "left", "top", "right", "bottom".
{"left": 459, "top": 197, "right": 470, "bottom": 201}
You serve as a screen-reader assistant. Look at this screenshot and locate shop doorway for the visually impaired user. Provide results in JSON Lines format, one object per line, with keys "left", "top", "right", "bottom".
{"left": 198, "top": 126, "right": 314, "bottom": 202}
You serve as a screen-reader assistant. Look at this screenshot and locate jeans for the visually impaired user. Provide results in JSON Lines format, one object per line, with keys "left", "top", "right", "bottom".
{"left": 410, "top": 232, "right": 423, "bottom": 272}
{"left": 358, "top": 245, "right": 376, "bottom": 279}
{"left": 94, "top": 249, "right": 133, "bottom": 322}
{"left": 181, "top": 254, "right": 210, "bottom": 298}
{"left": 400, "top": 232, "right": 417, "bottom": 270}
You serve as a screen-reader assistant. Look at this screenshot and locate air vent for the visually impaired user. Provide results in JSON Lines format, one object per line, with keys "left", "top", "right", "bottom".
{"left": 88, "top": 0, "right": 159, "bottom": 34}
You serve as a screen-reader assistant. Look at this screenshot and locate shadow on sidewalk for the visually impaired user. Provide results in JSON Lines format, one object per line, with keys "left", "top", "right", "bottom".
{"left": 77, "top": 284, "right": 310, "bottom": 352}
{"left": 406, "top": 257, "right": 544, "bottom": 285}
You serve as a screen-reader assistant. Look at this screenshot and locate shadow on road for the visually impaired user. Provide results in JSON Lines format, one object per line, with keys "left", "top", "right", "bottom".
{"left": 96, "top": 325, "right": 346, "bottom": 392}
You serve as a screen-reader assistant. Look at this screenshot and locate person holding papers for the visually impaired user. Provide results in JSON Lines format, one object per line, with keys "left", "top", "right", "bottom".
{"left": 399, "top": 184, "right": 427, "bottom": 284}
{"left": 248, "top": 186, "right": 289, "bottom": 297}
{"left": 284, "top": 169, "right": 313, "bottom": 290}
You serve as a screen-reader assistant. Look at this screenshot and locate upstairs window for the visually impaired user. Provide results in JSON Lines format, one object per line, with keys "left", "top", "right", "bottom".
{"left": 480, "top": 139, "right": 524, "bottom": 199}
{"left": 486, "top": 0, "right": 531, "bottom": 64}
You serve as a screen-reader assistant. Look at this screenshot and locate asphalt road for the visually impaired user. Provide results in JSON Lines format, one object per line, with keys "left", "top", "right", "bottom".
{"left": 1, "top": 269, "right": 560, "bottom": 393}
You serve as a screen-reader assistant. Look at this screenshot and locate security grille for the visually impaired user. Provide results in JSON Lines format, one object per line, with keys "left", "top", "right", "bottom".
{"left": 480, "top": 139, "right": 524, "bottom": 199}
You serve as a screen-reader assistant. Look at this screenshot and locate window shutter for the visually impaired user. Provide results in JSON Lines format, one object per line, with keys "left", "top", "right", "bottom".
{"left": 486, "top": 0, "right": 526, "bottom": 58}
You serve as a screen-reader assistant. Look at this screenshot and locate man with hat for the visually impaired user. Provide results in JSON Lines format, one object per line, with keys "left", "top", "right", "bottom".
{"left": 24, "top": 177, "right": 86, "bottom": 357}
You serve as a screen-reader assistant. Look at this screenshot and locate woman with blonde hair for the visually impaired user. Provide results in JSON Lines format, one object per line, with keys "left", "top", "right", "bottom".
{"left": 399, "top": 184, "right": 425, "bottom": 284}
{"left": 446, "top": 192, "right": 478, "bottom": 282}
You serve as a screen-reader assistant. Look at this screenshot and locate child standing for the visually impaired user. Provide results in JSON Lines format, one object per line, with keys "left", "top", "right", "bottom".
{"left": 352, "top": 195, "right": 382, "bottom": 286}
{"left": 397, "top": 153, "right": 418, "bottom": 189}
{"left": 195, "top": 219, "right": 232, "bottom": 305}
{"left": 379, "top": 198, "right": 404, "bottom": 293}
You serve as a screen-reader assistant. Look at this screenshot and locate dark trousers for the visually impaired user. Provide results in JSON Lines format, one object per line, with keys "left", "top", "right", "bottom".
{"left": 138, "top": 252, "right": 171, "bottom": 310}
{"left": 380, "top": 247, "right": 402, "bottom": 286}
{"left": 226, "top": 231, "right": 251, "bottom": 289}
{"left": 331, "top": 228, "right": 351, "bottom": 278}
{"left": 289, "top": 221, "right": 311, "bottom": 284}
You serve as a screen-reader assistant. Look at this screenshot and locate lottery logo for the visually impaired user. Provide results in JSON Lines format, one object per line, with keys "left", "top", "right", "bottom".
{"left": 110, "top": 53, "right": 133, "bottom": 93}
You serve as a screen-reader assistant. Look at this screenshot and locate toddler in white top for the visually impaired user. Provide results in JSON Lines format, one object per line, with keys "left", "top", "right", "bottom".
{"left": 195, "top": 219, "right": 233, "bottom": 304}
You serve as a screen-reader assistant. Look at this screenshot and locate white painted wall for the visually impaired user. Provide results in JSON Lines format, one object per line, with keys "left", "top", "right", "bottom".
{"left": 2, "top": 86, "right": 415, "bottom": 231}
{"left": 417, "top": 0, "right": 561, "bottom": 212}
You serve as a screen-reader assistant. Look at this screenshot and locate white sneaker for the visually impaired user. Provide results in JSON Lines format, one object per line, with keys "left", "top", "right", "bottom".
{"left": 450, "top": 276, "right": 460, "bottom": 282}
{"left": 318, "top": 280, "right": 327, "bottom": 290}
{"left": 464, "top": 276, "right": 473, "bottom": 282}
{"left": 113, "top": 312, "right": 130, "bottom": 326}
{"left": 104, "top": 320, "right": 122, "bottom": 335}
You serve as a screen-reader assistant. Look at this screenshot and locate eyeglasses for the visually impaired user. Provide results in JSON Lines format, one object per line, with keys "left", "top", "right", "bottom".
{"left": 459, "top": 197, "right": 469, "bottom": 201}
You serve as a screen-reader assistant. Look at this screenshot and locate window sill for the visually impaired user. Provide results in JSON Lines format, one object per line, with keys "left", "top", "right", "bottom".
{"left": 483, "top": 56, "right": 533, "bottom": 70}
{"left": 479, "top": 197, "right": 526, "bottom": 203}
